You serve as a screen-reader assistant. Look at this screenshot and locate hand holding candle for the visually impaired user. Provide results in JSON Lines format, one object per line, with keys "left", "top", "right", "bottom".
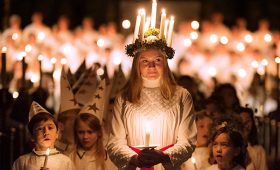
{"left": 43, "top": 148, "right": 50, "bottom": 168}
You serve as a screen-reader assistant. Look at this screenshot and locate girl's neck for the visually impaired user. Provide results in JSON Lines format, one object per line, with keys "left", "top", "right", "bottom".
{"left": 218, "top": 162, "right": 237, "bottom": 170}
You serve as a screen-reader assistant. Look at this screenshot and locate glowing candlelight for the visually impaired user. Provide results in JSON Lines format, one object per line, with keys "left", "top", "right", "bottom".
{"left": 151, "top": 0, "right": 157, "bottom": 28}
{"left": 264, "top": 33, "right": 272, "bottom": 43}
{"left": 145, "top": 122, "right": 151, "bottom": 147}
{"left": 275, "top": 57, "right": 280, "bottom": 64}
{"left": 209, "top": 34, "right": 218, "bottom": 44}
{"left": 208, "top": 67, "right": 217, "bottom": 77}
{"left": 159, "top": 9, "right": 166, "bottom": 39}
{"left": 190, "top": 31, "right": 199, "bottom": 40}
{"left": 220, "top": 36, "right": 229, "bottom": 45}
{"left": 236, "top": 42, "right": 245, "bottom": 52}
{"left": 134, "top": 11, "right": 141, "bottom": 41}
{"left": 191, "top": 157, "right": 198, "bottom": 170}
{"left": 167, "top": 16, "right": 174, "bottom": 47}
{"left": 237, "top": 68, "right": 247, "bottom": 78}
{"left": 37, "top": 32, "right": 46, "bottom": 42}
{"left": 139, "top": 9, "right": 146, "bottom": 41}
{"left": 60, "top": 58, "right": 67, "bottom": 65}
{"left": 51, "top": 57, "right": 57, "bottom": 74}
{"left": 43, "top": 148, "right": 50, "bottom": 168}
{"left": 12, "top": 33, "right": 19, "bottom": 40}
{"left": 25, "top": 44, "right": 32, "bottom": 53}
{"left": 251, "top": 60, "right": 259, "bottom": 69}
{"left": 183, "top": 38, "right": 192, "bottom": 47}
{"left": 244, "top": 34, "right": 253, "bottom": 43}
{"left": 191, "top": 20, "right": 199, "bottom": 30}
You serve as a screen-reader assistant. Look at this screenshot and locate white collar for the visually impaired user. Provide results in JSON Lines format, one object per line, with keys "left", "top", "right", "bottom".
{"left": 142, "top": 76, "right": 161, "bottom": 88}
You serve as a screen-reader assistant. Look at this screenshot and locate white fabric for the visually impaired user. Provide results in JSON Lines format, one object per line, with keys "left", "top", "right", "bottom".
{"left": 181, "top": 147, "right": 211, "bottom": 170}
{"left": 247, "top": 144, "right": 267, "bottom": 170}
{"left": 107, "top": 86, "right": 197, "bottom": 170}
{"left": 206, "top": 164, "right": 245, "bottom": 170}
{"left": 141, "top": 76, "right": 161, "bottom": 88}
{"left": 12, "top": 148, "right": 75, "bottom": 170}
{"left": 69, "top": 148, "right": 117, "bottom": 170}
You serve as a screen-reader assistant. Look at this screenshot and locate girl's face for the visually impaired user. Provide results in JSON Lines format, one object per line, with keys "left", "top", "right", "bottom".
{"left": 240, "top": 111, "right": 252, "bottom": 140}
{"left": 33, "top": 119, "right": 58, "bottom": 151}
{"left": 197, "top": 117, "right": 212, "bottom": 147}
{"left": 212, "top": 133, "right": 240, "bottom": 169}
{"left": 77, "top": 120, "right": 98, "bottom": 150}
{"left": 139, "top": 49, "right": 164, "bottom": 80}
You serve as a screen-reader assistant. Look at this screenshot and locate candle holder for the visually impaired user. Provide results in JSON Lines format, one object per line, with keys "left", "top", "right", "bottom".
{"left": 134, "top": 144, "right": 159, "bottom": 150}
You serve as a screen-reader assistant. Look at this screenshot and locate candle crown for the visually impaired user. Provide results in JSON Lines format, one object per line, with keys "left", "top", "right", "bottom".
{"left": 125, "top": 1, "right": 175, "bottom": 59}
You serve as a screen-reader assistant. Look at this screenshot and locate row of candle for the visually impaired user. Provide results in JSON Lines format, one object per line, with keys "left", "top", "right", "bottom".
{"left": 133, "top": 0, "right": 174, "bottom": 47}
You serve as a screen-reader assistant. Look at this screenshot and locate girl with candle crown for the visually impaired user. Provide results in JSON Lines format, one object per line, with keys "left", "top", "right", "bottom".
{"left": 12, "top": 101, "right": 75, "bottom": 170}
{"left": 108, "top": 1, "right": 197, "bottom": 170}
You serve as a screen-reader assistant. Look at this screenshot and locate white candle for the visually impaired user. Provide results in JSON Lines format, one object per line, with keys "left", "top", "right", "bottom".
{"left": 164, "top": 19, "right": 169, "bottom": 40}
{"left": 151, "top": 0, "right": 157, "bottom": 28}
{"left": 191, "top": 157, "right": 198, "bottom": 170}
{"left": 144, "top": 16, "right": 151, "bottom": 33}
{"left": 167, "top": 16, "right": 174, "bottom": 46}
{"left": 145, "top": 122, "right": 151, "bottom": 147}
{"left": 43, "top": 148, "right": 50, "bottom": 168}
{"left": 133, "top": 11, "right": 141, "bottom": 41}
{"left": 159, "top": 9, "right": 166, "bottom": 39}
{"left": 139, "top": 9, "right": 146, "bottom": 41}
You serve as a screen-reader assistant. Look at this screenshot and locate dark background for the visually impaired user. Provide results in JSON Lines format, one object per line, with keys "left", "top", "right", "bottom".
{"left": 1, "top": 0, "right": 280, "bottom": 33}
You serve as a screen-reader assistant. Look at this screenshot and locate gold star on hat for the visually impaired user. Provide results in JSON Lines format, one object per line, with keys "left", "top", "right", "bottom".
{"left": 79, "top": 79, "right": 106, "bottom": 122}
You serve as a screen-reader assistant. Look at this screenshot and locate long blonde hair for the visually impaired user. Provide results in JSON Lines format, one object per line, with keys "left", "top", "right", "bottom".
{"left": 122, "top": 49, "right": 177, "bottom": 103}
{"left": 74, "top": 113, "right": 106, "bottom": 170}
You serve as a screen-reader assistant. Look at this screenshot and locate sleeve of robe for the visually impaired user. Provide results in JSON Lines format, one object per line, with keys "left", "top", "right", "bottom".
{"left": 162, "top": 90, "right": 197, "bottom": 169}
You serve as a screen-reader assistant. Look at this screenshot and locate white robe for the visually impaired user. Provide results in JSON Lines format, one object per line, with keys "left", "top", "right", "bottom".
{"left": 206, "top": 164, "right": 245, "bottom": 170}
{"left": 12, "top": 148, "right": 75, "bottom": 170}
{"left": 69, "top": 148, "right": 117, "bottom": 170}
{"left": 107, "top": 86, "right": 197, "bottom": 170}
{"left": 247, "top": 144, "right": 267, "bottom": 170}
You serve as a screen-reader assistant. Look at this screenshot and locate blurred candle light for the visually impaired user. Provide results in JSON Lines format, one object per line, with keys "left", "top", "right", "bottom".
{"left": 220, "top": 36, "right": 229, "bottom": 45}
{"left": 236, "top": 42, "right": 245, "bottom": 52}
{"left": 209, "top": 34, "right": 218, "bottom": 44}
{"left": 12, "top": 33, "right": 19, "bottom": 40}
{"left": 264, "top": 33, "right": 272, "bottom": 43}
{"left": 244, "top": 34, "right": 253, "bottom": 43}
{"left": 208, "top": 67, "right": 217, "bottom": 77}
{"left": 30, "top": 74, "right": 39, "bottom": 83}
{"left": 190, "top": 31, "right": 199, "bottom": 40}
{"left": 251, "top": 60, "right": 259, "bottom": 69}
{"left": 164, "top": 19, "right": 169, "bottom": 39}
{"left": 191, "top": 157, "right": 198, "bottom": 170}
{"left": 37, "top": 32, "right": 46, "bottom": 42}
{"left": 237, "top": 68, "right": 247, "bottom": 78}
{"left": 60, "top": 58, "right": 67, "bottom": 65}
{"left": 151, "top": 0, "right": 157, "bottom": 28}
{"left": 25, "top": 44, "right": 32, "bottom": 53}
{"left": 191, "top": 20, "right": 199, "bottom": 30}
{"left": 159, "top": 9, "right": 166, "bottom": 39}
{"left": 122, "top": 19, "right": 131, "bottom": 29}
{"left": 183, "top": 38, "right": 192, "bottom": 47}
{"left": 97, "top": 39, "right": 105, "bottom": 48}
{"left": 113, "top": 56, "right": 122, "bottom": 65}
{"left": 139, "top": 9, "right": 146, "bottom": 41}
{"left": 53, "top": 69, "right": 60, "bottom": 81}
{"left": 12, "top": 91, "right": 19, "bottom": 99}
{"left": 261, "top": 59, "right": 268, "bottom": 67}
{"left": 275, "top": 57, "right": 280, "bottom": 64}
{"left": 96, "top": 68, "right": 104, "bottom": 76}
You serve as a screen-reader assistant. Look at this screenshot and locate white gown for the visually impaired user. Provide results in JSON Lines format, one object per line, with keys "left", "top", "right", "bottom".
{"left": 12, "top": 148, "right": 75, "bottom": 170}
{"left": 107, "top": 86, "right": 197, "bottom": 170}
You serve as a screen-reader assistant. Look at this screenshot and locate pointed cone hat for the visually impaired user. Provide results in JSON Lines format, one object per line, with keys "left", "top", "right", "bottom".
{"left": 79, "top": 79, "right": 106, "bottom": 122}
{"left": 60, "top": 66, "right": 80, "bottom": 113}
{"left": 29, "top": 101, "right": 50, "bottom": 121}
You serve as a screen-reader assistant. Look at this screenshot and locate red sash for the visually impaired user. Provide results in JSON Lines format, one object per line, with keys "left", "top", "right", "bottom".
{"left": 129, "top": 144, "right": 174, "bottom": 170}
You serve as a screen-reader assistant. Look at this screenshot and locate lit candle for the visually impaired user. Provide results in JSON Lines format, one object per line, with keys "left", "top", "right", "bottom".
{"left": 151, "top": 0, "right": 157, "bottom": 28}
{"left": 144, "top": 16, "right": 151, "bottom": 33}
{"left": 145, "top": 122, "right": 151, "bottom": 147}
{"left": 1, "top": 47, "right": 7, "bottom": 88}
{"left": 164, "top": 19, "right": 169, "bottom": 39}
{"left": 167, "top": 16, "right": 174, "bottom": 47}
{"left": 43, "top": 148, "right": 50, "bottom": 168}
{"left": 191, "top": 157, "right": 198, "bottom": 170}
{"left": 159, "top": 9, "right": 166, "bottom": 39}
{"left": 139, "top": 9, "right": 146, "bottom": 41}
{"left": 133, "top": 11, "right": 141, "bottom": 41}
{"left": 51, "top": 57, "right": 57, "bottom": 74}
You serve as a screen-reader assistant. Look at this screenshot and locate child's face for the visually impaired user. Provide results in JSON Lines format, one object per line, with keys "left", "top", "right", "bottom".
{"left": 197, "top": 117, "right": 212, "bottom": 147}
{"left": 33, "top": 119, "right": 58, "bottom": 151}
{"left": 77, "top": 120, "right": 98, "bottom": 150}
{"left": 212, "top": 133, "right": 240, "bottom": 169}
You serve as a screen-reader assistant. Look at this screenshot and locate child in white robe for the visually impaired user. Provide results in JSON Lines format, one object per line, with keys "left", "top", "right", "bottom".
{"left": 12, "top": 101, "right": 75, "bottom": 170}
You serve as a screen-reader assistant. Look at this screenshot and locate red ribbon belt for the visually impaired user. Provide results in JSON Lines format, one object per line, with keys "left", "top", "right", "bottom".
{"left": 129, "top": 144, "right": 174, "bottom": 170}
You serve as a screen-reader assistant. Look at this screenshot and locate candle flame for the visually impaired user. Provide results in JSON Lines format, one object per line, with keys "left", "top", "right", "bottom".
{"left": 275, "top": 57, "right": 280, "bottom": 64}
{"left": 38, "top": 55, "right": 44, "bottom": 61}
{"left": 25, "top": 44, "right": 32, "bottom": 53}
{"left": 191, "top": 157, "right": 196, "bottom": 164}
{"left": 51, "top": 57, "right": 57, "bottom": 64}
{"left": 145, "top": 122, "right": 151, "bottom": 133}
{"left": 2, "top": 46, "right": 7, "bottom": 53}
